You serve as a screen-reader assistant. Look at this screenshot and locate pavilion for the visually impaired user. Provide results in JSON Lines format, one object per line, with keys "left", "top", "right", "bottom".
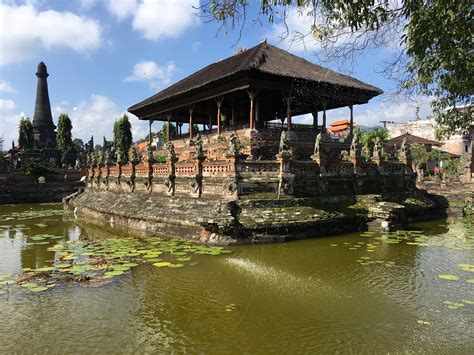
{"left": 128, "top": 41, "right": 382, "bottom": 143}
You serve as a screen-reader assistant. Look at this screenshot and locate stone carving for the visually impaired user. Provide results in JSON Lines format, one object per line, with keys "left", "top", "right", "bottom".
{"left": 372, "top": 137, "right": 383, "bottom": 162}
{"left": 145, "top": 144, "right": 154, "bottom": 192}
{"left": 228, "top": 132, "right": 240, "bottom": 156}
{"left": 195, "top": 134, "right": 204, "bottom": 157}
{"left": 398, "top": 137, "right": 412, "bottom": 163}
{"left": 313, "top": 132, "right": 322, "bottom": 156}
{"left": 279, "top": 131, "right": 290, "bottom": 155}
{"left": 165, "top": 142, "right": 178, "bottom": 196}
{"left": 350, "top": 131, "right": 361, "bottom": 160}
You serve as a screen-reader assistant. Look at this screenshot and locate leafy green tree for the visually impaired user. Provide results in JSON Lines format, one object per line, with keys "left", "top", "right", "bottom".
{"left": 113, "top": 115, "right": 133, "bottom": 163}
{"left": 203, "top": 0, "right": 473, "bottom": 135}
{"left": 161, "top": 122, "right": 176, "bottom": 143}
{"left": 411, "top": 143, "right": 431, "bottom": 169}
{"left": 357, "top": 128, "right": 390, "bottom": 158}
{"left": 18, "top": 117, "right": 34, "bottom": 150}
{"left": 56, "top": 113, "right": 73, "bottom": 165}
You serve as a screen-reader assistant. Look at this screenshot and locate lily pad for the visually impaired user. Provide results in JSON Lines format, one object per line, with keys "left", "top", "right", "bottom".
{"left": 30, "top": 286, "right": 48, "bottom": 292}
{"left": 438, "top": 274, "right": 460, "bottom": 281}
{"left": 153, "top": 262, "right": 171, "bottom": 267}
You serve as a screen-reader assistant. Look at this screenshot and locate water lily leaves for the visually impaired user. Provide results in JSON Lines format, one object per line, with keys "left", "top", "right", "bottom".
{"left": 438, "top": 274, "right": 460, "bottom": 281}
{"left": 466, "top": 279, "right": 474, "bottom": 284}
{"left": 54, "top": 263, "right": 71, "bottom": 269}
{"left": 177, "top": 257, "right": 191, "bottom": 262}
{"left": 167, "top": 263, "right": 184, "bottom": 268}
{"left": 153, "top": 262, "right": 171, "bottom": 267}
{"left": 458, "top": 264, "right": 474, "bottom": 272}
{"left": 35, "top": 223, "right": 48, "bottom": 228}
{"left": 30, "top": 286, "right": 48, "bottom": 292}
{"left": 225, "top": 303, "right": 237, "bottom": 312}
{"left": 20, "top": 282, "right": 38, "bottom": 288}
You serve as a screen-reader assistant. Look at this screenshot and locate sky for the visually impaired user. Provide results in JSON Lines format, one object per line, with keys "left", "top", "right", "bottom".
{"left": 0, "top": 0, "right": 434, "bottom": 150}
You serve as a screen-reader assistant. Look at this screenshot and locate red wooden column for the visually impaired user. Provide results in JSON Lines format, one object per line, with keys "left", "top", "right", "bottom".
{"left": 166, "top": 113, "right": 171, "bottom": 142}
{"left": 216, "top": 96, "right": 224, "bottom": 135}
{"left": 286, "top": 95, "right": 292, "bottom": 131}
{"left": 322, "top": 105, "right": 327, "bottom": 132}
{"left": 189, "top": 105, "right": 194, "bottom": 140}
{"left": 148, "top": 120, "right": 153, "bottom": 144}
{"left": 247, "top": 90, "right": 257, "bottom": 129}
{"left": 312, "top": 111, "right": 318, "bottom": 131}
{"left": 349, "top": 105, "right": 354, "bottom": 135}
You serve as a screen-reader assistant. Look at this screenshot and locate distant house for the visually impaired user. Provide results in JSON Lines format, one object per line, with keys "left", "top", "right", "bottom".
{"left": 386, "top": 118, "right": 473, "bottom": 156}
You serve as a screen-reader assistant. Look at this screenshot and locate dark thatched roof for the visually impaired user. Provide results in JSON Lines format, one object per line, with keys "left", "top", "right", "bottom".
{"left": 129, "top": 42, "right": 383, "bottom": 119}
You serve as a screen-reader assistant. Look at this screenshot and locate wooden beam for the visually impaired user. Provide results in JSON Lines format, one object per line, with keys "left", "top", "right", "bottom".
{"left": 322, "top": 105, "right": 327, "bottom": 132}
{"left": 166, "top": 113, "right": 171, "bottom": 142}
{"left": 247, "top": 89, "right": 257, "bottom": 129}
{"left": 286, "top": 95, "right": 292, "bottom": 131}
{"left": 148, "top": 120, "right": 153, "bottom": 144}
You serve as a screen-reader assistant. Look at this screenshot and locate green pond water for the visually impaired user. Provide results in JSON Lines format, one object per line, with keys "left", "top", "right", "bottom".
{"left": 0, "top": 203, "right": 473, "bottom": 354}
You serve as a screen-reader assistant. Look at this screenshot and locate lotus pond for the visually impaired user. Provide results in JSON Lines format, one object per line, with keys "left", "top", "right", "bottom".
{"left": 0, "top": 203, "right": 473, "bottom": 353}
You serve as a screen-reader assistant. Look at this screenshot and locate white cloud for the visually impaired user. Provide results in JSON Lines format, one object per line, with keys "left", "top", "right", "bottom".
{"left": 63, "top": 95, "right": 148, "bottom": 143}
{"left": 105, "top": 0, "right": 137, "bottom": 20}
{"left": 104, "top": 0, "right": 199, "bottom": 40}
{"left": 292, "top": 95, "right": 433, "bottom": 128}
{"left": 0, "top": 99, "right": 16, "bottom": 111}
{"left": 125, "top": 60, "right": 177, "bottom": 88}
{"left": 0, "top": 3, "right": 103, "bottom": 65}
{"left": 0, "top": 80, "right": 16, "bottom": 93}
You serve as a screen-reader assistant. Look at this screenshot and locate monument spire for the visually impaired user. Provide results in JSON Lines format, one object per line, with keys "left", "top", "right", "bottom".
{"left": 32, "top": 62, "right": 56, "bottom": 149}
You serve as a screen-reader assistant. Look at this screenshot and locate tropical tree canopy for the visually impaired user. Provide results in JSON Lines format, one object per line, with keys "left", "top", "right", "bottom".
{"left": 203, "top": 0, "right": 473, "bottom": 136}
{"left": 56, "top": 113, "right": 73, "bottom": 165}
{"left": 113, "top": 115, "right": 133, "bottom": 163}
{"left": 18, "top": 117, "right": 34, "bottom": 151}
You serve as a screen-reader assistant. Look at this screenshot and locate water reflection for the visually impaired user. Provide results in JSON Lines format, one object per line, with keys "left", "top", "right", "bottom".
{"left": 0, "top": 204, "right": 473, "bottom": 353}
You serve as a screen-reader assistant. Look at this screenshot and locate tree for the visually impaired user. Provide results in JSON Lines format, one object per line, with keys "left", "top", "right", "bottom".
{"left": 202, "top": 0, "right": 473, "bottom": 135}
{"left": 357, "top": 127, "right": 390, "bottom": 157}
{"left": 113, "top": 115, "right": 133, "bottom": 163}
{"left": 161, "top": 122, "right": 176, "bottom": 143}
{"left": 18, "top": 117, "right": 34, "bottom": 150}
{"left": 56, "top": 113, "right": 73, "bottom": 166}
{"left": 411, "top": 143, "right": 431, "bottom": 169}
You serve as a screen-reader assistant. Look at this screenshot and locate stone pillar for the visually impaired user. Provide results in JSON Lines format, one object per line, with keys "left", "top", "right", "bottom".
{"left": 148, "top": 120, "right": 153, "bottom": 144}
{"left": 166, "top": 113, "right": 171, "bottom": 142}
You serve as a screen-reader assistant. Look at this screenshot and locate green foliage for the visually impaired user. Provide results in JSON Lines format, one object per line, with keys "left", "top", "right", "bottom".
{"left": 162, "top": 122, "right": 176, "bottom": 142}
{"left": 443, "top": 158, "right": 462, "bottom": 182}
{"left": 205, "top": 0, "right": 474, "bottom": 134}
{"left": 22, "top": 158, "right": 59, "bottom": 176}
{"left": 356, "top": 128, "right": 390, "bottom": 157}
{"left": 56, "top": 113, "right": 73, "bottom": 165}
{"left": 410, "top": 143, "right": 431, "bottom": 167}
{"left": 113, "top": 115, "right": 133, "bottom": 164}
{"left": 18, "top": 117, "right": 34, "bottom": 150}
{"left": 155, "top": 155, "right": 167, "bottom": 164}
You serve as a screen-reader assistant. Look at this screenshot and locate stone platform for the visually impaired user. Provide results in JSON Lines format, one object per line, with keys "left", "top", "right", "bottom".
{"left": 65, "top": 189, "right": 446, "bottom": 245}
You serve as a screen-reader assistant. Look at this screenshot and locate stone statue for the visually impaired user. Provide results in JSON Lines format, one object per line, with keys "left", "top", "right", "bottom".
{"left": 399, "top": 137, "right": 412, "bottom": 163}
{"left": 228, "top": 132, "right": 239, "bottom": 156}
{"left": 166, "top": 142, "right": 178, "bottom": 195}
{"left": 145, "top": 145, "right": 154, "bottom": 192}
{"left": 350, "top": 131, "right": 361, "bottom": 159}
{"left": 195, "top": 134, "right": 204, "bottom": 156}
{"left": 372, "top": 137, "right": 383, "bottom": 161}
{"left": 279, "top": 131, "right": 290, "bottom": 155}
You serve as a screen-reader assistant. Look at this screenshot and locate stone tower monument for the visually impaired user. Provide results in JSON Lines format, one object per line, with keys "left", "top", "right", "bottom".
{"left": 32, "top": 62, "right": 56, "bottom": 149}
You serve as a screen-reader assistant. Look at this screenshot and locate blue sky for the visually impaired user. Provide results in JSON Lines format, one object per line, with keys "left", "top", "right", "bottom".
{"left": 0, "top": 0, "right": 432, "bottom": 149}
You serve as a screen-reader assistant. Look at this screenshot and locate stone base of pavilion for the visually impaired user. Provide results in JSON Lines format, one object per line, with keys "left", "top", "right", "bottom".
{"left": 65, "top": 127, "right": 448, "bottom": 244}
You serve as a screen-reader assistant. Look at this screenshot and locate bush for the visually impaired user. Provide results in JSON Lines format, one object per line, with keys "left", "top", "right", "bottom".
{"left": 22, "top": 158, "right": 59, "bottom": 176}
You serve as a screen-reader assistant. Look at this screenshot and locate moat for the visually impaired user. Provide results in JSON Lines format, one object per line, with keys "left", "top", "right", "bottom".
{"left": 1, "top": 203, "right": 473, "bottom": 353}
